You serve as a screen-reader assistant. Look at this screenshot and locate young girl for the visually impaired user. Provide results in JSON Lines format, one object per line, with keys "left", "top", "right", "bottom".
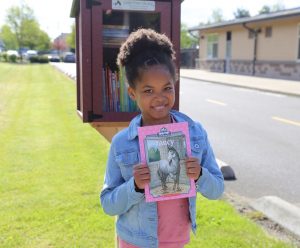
{"left": 100, "top": 29, "right": 224, "bottom": 248}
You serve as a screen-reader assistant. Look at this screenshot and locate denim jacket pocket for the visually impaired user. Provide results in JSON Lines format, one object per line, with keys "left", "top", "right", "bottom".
{"left": 116, "top": 150, "right": 139, "bottom": 181}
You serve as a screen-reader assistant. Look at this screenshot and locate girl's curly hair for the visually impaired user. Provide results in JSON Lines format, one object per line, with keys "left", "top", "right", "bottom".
{"left": 117, "top": 29, "right": 176, "bottom": 88}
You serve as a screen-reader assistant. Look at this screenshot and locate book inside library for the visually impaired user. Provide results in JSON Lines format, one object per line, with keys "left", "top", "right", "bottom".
{"left": 102, "top": 11, "right": 160, "bottom": 113}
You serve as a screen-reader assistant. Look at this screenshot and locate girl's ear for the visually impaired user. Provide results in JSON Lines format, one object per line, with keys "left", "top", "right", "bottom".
{"left": 127, "top": 87, "right": 136, "bottom": 100}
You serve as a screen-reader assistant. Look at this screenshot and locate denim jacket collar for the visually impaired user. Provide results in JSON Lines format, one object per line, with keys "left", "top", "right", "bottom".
{"left": 127, "top": 110, "right": 196, "bottom": 141}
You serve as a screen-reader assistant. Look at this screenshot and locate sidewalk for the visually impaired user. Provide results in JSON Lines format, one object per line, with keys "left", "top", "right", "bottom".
{"left": 180, "top": 69, "right": 300, "bottom": 97}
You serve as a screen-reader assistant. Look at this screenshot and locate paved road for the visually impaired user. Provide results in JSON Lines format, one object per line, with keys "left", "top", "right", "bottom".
{"left": 180, "top": 77, "right": 300, "bottom": 206}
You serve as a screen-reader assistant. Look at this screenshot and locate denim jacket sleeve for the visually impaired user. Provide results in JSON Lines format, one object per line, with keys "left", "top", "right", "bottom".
{"left": 195, "top": 126, "right": 224, "bottom": 199}
{"left": 100, "top": 139, "right": 144, "bottom": 216}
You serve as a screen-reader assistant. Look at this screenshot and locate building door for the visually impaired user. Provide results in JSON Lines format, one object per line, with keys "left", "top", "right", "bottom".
{"left": 226, "top": 31, "right": 232, "bottom": 73}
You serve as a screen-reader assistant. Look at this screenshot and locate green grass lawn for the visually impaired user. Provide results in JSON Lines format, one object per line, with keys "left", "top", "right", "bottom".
{"left": 0, "top": 63, "right": 294, "bottom": 248}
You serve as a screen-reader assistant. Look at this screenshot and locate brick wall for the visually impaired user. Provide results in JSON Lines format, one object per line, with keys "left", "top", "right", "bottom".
{"left": 196, "top": 59, "right": 300, "bottom": 81}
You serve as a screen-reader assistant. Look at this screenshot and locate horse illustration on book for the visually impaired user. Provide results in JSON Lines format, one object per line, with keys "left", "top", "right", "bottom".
{"left": 157, "top": 146, "right": 181, "bottom": 192}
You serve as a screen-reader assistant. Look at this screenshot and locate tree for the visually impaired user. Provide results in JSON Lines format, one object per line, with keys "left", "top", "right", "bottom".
{"left": 67, "top": 23, "right": 76, "bottom": 51}
{"left": 36, "top": 30, "right": 51, "bottom": 51}
{"left": 20, "top": 19, "right": 50, "bottom": 50}
{"left": 180, "top": 24, "right": 198, "bottom": 49}
{"left": 4, "top": 4, "right": 50, "bottom": 50}
{"left": 6, "top": 5, "right": 34, "bottom": 48}
{"left": 271, "top": 3, "right": 285, "bottom": 12}
{"left": 259, "top": 5, "right": 271, "bottom": 14}
{"left": 234, "top": 8, "right": 251, "bottom": 19}
{"left": 259, "top": 3, "right": 285, "bottom": 14}
{"left": 209, "top": 8, "right": 224, "bottom": 23}
{"left": 0, "top": 25, "right": 18, "bottom": 50}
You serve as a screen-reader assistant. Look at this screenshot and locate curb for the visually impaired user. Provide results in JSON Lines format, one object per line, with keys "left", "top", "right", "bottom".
{"left": 180, "top": 75, "right": 300, "bottom": 98}
{"left": 216, "top": 158, "right": 236, "bottom": 181}
{"left": 250, "top": 196, "right": 300, "bottom": 237}
{"left": 50, "top": 63, "right": 76, "bottom": 81}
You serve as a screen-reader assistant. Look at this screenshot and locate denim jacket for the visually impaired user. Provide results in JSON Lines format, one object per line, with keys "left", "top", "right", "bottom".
{"left": 100, "top": 110, "right": 224, "bottom": 248}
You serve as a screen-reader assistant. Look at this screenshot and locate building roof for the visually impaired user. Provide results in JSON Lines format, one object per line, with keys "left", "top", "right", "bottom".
{"left": 189, "top": 7, "right": 300, "bottom": 31}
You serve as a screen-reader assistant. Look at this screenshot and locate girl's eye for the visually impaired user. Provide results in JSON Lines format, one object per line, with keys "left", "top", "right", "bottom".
{"left": 144, "top": 89, "right": 153, "bottom": 94}
{"left": 165, "top": 86, "right": 173, "bottom": 91}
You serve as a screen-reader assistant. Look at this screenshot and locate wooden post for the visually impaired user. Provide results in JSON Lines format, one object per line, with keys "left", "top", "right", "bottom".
{"left": 90, "top": 123, "right": 128, "bottom": 143}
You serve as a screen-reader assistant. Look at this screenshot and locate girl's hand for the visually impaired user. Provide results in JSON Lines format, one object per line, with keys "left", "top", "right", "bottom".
{"left": 185, "top": 157, "right": 202, "bottom": 181}
{"left": 133, "top": 164, "right": 150, "bottom": 190}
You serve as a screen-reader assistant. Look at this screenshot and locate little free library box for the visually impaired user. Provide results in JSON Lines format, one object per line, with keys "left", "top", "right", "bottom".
{"left": 70, "top": 0, "right": 184, "bottom": 141}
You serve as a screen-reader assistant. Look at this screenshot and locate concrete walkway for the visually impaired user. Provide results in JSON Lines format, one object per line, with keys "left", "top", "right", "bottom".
{"left": 51, "top": 62, "right": 76, "bottom": 81}
{"left": 180, "top": 69, "right": 300, "bottom": 97}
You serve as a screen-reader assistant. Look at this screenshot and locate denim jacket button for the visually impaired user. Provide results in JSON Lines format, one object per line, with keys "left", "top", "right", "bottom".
{"left": 194, "top": 143, "right": 200, "bottom": 149}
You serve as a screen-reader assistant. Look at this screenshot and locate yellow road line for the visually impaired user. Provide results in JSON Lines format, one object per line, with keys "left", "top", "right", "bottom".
{"left": 206, "top": 99, "right": 227, "bottom": 106}
{"left": 272, "top": 116, "right": 300, "bottom": 127}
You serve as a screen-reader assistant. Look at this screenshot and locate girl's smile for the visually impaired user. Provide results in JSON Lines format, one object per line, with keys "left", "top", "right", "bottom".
{"left": 127, "top": 65, "right": 175, "bottom": 126}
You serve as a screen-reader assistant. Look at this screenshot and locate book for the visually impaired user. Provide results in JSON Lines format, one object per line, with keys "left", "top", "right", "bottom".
{"left": 138, "top": 122, "right": 196, "bottom": 202}
{"left": 101, "top": 66, "right": 139, "bottom": 112}
{"left": 103, "top": 25, "right": 129, "bottom": 47}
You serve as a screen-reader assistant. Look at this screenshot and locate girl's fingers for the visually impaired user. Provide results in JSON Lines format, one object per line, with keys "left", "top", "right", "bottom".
{"left": 186, "top": 162, "right": 200, "bottom": 170}
{"left": 188, "top": 168, "right": 197, "bottom": 174}
{"left": 134, "top": 164, "right": 148, "bottom": 170}
{"left": 135, "top": 168, "right": 150, "bottom": 176}
{"left": 185, "top": 157, "right": 199, "bottom": 162}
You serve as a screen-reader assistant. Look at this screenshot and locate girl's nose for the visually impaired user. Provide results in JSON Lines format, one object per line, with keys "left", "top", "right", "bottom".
{"left": 153, "top": 91, "right": 166, "bottom": 100}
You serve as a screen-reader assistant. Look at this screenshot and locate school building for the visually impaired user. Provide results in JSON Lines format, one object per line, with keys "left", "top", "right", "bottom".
{"left": 189, "top": 7, "right": 300, "bottom": 81}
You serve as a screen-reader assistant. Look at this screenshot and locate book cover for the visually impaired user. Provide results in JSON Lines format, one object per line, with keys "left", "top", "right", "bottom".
{"left": 138, "top": 122, "right": 196, "bottom": 202}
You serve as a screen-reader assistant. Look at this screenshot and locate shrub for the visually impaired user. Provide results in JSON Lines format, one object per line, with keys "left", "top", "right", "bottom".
{"left": 8, "top": 54, "right": 17, "bottom": 63}
{"left": 29, "top": 56, "right": 39, "bottom": 63}
{"left": 0, "top": 53, "right": 3, "bottom": 62}
{"left": 37, "top": 55, "right": 49, "bottom": 64}
{"left": 29, "top": 55, "right": 49, "bottom": 64}
{"left": 2, "top": 53, "right": 8, "bottom": 62}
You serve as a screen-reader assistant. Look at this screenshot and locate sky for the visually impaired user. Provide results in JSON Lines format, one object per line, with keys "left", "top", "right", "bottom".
{"left": 0, "top": 0, "right": 299, "bottom": 40}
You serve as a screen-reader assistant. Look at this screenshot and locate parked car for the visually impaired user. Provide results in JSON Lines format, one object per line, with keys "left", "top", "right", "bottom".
{"left": 6, "top": 50, "right": 20, "bottom": 62}
{"left": 48, "top": 54, "right": 60, "bottom": 62}
{"left": 7, "top": 50, "right": 20, "bottom": 57}
{"left": 63, "top": 53, "right": 76, "bottom": 63}
{"left": 25, "top": 50, "right": 38, "bottom": 60}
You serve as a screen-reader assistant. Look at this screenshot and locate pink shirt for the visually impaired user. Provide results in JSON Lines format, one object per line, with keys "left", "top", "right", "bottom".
{"left": 119, "top": 198, "right": 190, "bottom": 248}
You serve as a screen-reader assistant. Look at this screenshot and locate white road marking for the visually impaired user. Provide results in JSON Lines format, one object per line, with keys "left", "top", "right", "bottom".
{"left": 272, "top": 116, "right": 300, "bottom": 127}
{"left": 206, "top": 99, "right": 227, "bottom": 106}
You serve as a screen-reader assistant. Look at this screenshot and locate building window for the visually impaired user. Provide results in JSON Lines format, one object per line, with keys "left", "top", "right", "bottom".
{"left": 265, "top": 26, "right": 272, "bottom": 38}
{"left": 207, "top": 34, "right": 218, "bottom": 59}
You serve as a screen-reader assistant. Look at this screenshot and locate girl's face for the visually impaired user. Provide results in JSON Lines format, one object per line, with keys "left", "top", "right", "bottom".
{"left": 128, "top": 65, "right": 175, "bottom": 126}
